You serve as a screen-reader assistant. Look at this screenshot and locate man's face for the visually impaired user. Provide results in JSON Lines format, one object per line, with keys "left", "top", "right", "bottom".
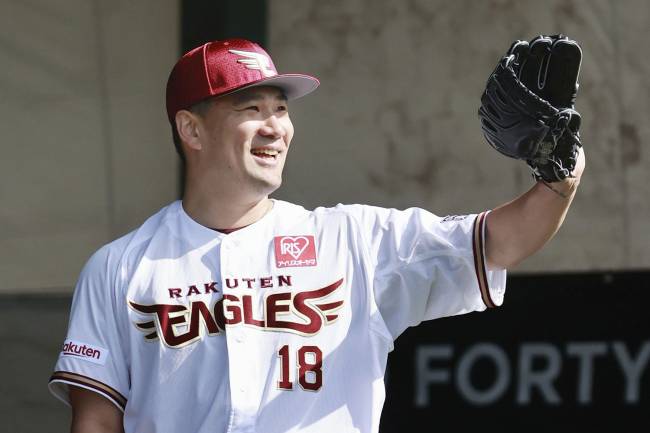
{"left": 192, "top": 86, "right": 294, "bottom": 199}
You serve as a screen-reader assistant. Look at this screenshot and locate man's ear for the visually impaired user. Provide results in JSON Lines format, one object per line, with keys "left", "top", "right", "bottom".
{"left": 175, "top": 110, "right": 203, "bottom": 152}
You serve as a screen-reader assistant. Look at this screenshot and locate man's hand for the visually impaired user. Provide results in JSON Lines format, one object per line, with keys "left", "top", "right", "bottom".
{"left": 543, "top": 145, "right": 585, "bottom": 198}
{"left": 479, "top": 35, "right": 583, "bottom": 184}
{"left": 70, "top": 386, "right": 124, "bottom": 433}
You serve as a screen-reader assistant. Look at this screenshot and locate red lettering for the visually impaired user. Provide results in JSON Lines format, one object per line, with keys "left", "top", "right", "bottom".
{"left": 266, "top": 292, "right": 292, "bottom": 329}
{"left": 277, "top": 345, "right": 293, "bottom": 390}
{"left": 225, "top": 278, "right": 239, "bottom": 289}
{"left": 242, "top": 295, "right": 265, "bottom": 327}
{"left": 168, "top": 288, "right": 182, "bottom": 298}
{"left": 213, "top": 299, "right": 225, "bottom": 329}
{"left": 187, "top": 285, "right": 200, "bottom": 296}
{"left": 242, "top": 278, "right": 256, "bottom": 289}
{"left": 298, "top": 346, "right": 323, "bottom": 391}
{"left": 289, "top": 300, "right": 321, "bottom": 334}
{"left": 221, "top": 294, "right": 242, "bottom": 325}
{"left": 291, "top": 279, "right": 343, "bottom": 334}
{"left": 130, "top": 302, "right": 192, "bottom": 347}
{"left": 204, "top": 282, "right": 218, "bottom": 294}
{"left": 84, "top": 348, "right": 100, "bottom": 359}
{"left": 130, "top": 278, "right": 344, "bottom": 346}
{"left": 189, "top": 301, "right": 219, "bottom": 336}
{"left": 278, "top": 275, "right": 292, "bottom": 287}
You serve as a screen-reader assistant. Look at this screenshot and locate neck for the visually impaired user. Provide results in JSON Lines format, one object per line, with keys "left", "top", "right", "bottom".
{"left": 182, "top": 189, "right": 273, "bottom": 230}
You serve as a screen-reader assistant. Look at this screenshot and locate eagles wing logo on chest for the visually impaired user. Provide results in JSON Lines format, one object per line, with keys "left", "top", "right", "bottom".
{"left": 129, "top": 278, "right": 345, "bottom": 348}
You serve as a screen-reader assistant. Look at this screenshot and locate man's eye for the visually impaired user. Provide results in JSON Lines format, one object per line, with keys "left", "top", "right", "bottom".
{"left": 246, "top": 106, "right": 260, "bottom": 112}
{"left": 277, "top": 105, "right": 287, "bottom": 112}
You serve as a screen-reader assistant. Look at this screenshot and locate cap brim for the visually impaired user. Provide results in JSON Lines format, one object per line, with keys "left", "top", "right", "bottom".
{"left": 228, "top": 73, "right": 320, "bottom": 101}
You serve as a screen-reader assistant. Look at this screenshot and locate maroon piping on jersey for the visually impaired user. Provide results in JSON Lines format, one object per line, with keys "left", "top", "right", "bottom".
{"left": 472, "top": 212, "right": 496, "bottom": 308}
{"left": 50, "top": 371, "right": 127, "bottom": 411}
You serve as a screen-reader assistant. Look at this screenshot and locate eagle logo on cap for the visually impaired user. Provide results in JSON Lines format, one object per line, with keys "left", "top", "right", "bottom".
{"left": 229, "top": 49, "right": 276, "bottom": 78}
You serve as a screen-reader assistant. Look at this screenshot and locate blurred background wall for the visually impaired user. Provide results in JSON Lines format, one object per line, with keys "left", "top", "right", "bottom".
{"left": 0, "top": 0, "right": 648, "bottom": 431}
{"left": 0, "top": 0, "right": 179, "bottom": 430}
{"left": 271, "top": 0, "right": 650, "bottom": 272}
{"left": 0, "top": 0, "right": 179, "bottom": 294}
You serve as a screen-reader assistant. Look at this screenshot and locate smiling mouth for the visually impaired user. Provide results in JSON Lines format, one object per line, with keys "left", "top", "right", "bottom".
{"left": 251, "top": 149, "right": 280, "bottom": 159}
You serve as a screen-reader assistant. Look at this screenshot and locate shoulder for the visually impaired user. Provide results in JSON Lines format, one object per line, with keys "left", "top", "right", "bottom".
{"left": 284, "top": 202, "right": 390, "bottom": 220}
{"left": 81, "top": 201, "right": 180, "bottom": 282}
{"left": 273, "top": 200, "right": 385, "bottom": 226}
{"left": 274, "top": 200, "right": 442, "bottom": 228}
{"left": 314, "top": 203, "right": 441, "bottom": 229}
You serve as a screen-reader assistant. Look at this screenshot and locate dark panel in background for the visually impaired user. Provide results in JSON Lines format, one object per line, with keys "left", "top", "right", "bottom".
{"left": 1, "top": 294, "right": 73, "bottom": 432}
{"left": 380, "top": 271, "right": 650, "bottom": 433}
{"left": 177, "top": 0, "right": 268, "bottom": 194}
{"left": 182, "top": 0, "right": 268, "bottom": 52}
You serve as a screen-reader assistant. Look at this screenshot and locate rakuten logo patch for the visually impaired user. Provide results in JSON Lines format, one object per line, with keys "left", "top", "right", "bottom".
{"left": 61, "top": 340, "right": 108, "bottom": 365}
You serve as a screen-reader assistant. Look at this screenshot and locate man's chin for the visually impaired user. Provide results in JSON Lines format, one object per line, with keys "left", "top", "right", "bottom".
{"left": 249, "top": 175, "right": 282, "bottom": 197}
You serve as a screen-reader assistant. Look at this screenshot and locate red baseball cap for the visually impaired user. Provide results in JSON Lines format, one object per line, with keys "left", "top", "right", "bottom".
{"left": 166, "top": 39, "right": 320, "bottom": 122}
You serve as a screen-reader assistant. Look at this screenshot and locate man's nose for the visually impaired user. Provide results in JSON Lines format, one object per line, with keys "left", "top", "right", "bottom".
{"left": 259, "top": 116, "right": 286, "bottom": 139}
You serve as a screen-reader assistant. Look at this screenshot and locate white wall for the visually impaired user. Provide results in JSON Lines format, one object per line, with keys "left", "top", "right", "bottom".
{"left": 0, "top": 0, "right": 180, "bottom": 293}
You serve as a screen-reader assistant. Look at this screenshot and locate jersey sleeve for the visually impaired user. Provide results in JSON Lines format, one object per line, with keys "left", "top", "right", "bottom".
{"left": 48, "top": 245, "right": 130, "bottom": 412}
{"left": 344, "top": 204, "right": 506, "bottom": 340}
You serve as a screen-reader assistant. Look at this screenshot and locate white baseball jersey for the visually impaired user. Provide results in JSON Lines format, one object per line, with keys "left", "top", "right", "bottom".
{"left": 49, "top": 200, "right": 506, "bottom": 433}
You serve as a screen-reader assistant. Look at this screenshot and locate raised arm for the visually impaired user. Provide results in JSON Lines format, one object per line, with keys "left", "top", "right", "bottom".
{"left": 485, "top": 147, "right": 584, "bottom": 269}
{"left": 70, "top": 386, "right": 124, "bottom": 433}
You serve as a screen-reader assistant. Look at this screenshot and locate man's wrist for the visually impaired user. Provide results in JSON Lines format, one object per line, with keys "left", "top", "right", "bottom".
{"left": 538, "top": 177, "right": 580, "bottom": 199}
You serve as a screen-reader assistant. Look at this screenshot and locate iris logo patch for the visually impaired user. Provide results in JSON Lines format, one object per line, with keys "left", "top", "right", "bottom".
{"left": 274, "top": 236, "right": 317, "bottom": 268}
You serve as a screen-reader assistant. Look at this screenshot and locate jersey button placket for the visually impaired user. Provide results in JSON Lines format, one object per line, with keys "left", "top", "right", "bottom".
{"left": 221, "top": 238, "right": 255, "bottom": 432}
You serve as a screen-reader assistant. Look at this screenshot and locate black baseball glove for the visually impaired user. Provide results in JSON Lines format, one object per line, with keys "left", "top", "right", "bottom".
{"left": 478, "top": 35, "right": 582, "bottom": 183}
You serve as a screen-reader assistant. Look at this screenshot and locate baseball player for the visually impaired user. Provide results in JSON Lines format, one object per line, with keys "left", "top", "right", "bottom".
{"left": 49, "top": 38, "right": 584, "bottom": 433}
